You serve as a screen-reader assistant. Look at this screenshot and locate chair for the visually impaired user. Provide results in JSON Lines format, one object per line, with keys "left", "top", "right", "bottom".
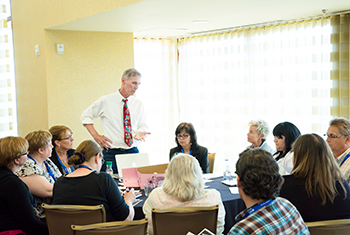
{"left": 208, "top": 153, "right": 216, "bottom": 173}
{"left": 305, "top": 219, "right": 350, "bottom": 235}
{"left": 42, "top": 204, "right": 106, "bottom": 235}
{"left": 152, "top": 205, "right": 218, "bottom": 235}
{"left": 71, "top": 219, "right": 148, "bottom": 235}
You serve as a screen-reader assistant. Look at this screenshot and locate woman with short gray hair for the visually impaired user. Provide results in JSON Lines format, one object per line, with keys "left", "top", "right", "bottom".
{"left": 247, "top": 119, "right": 274, "bottom": 154}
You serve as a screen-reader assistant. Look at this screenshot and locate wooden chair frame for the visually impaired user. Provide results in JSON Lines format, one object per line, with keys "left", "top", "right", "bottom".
{"left": 42, "top": 203, "right": 106, "bottom": 235}
{"left": 152, "top": 205, "right": 219, "bottom": 235}
{"left": 71, "top": 219, "right": 148, "bottom": 235}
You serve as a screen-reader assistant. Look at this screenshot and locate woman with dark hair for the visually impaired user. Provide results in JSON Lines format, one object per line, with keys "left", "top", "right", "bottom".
{"left": 0, "top": 136, "right": 48, "bottom": 235}
{"left": 279, "top": 134, "right": 350, "bottom": 221}
{"left": 53, "top": 140, "right": 135, "bottom": 222}
{"left": 169, "top": 122, "right": 209, "bottom": 173}
{"left": 49, "top": 125, "right": 75, "bottom": 175}
{"left": 272, "top": 122, "right": 301, "bottom": 175}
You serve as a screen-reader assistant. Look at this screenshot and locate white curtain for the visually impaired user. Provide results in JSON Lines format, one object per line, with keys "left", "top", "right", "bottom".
{"left": 178, "top": 19, "right": 331, "bottom": 171}
{"left": 134, "top": 17, "right": 332, "bottom": 172}
{"left": 0, "top": 0, "right": 17, "bottom": 137}
{"left": 134, "top": 38, "right": 178, "bottom": 164}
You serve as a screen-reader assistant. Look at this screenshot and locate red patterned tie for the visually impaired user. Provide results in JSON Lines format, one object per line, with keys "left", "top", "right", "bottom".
{"left": 123, "top": 99, "right": 133, "bottom": 147}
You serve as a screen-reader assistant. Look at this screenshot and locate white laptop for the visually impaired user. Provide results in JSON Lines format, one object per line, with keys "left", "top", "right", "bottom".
{"left": 115, "top": 153, "right": 150, "bottom": 178}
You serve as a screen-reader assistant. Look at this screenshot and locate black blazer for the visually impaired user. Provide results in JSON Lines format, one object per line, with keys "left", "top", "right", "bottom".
{"left": 50, "top": 148, "right": 76, "bottom": 175}
{"left": 169, "top": 144, "right": 209, "bottom": 173}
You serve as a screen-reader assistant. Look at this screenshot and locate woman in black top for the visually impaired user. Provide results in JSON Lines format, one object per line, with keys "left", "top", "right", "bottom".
{"left": 279, "top": 133, "right": 350, "bottom": 222}
{"left": 0, "top": 136, "right": 48, "bottom": 235}
{"left": 49, "top": 125, "right": 75, "bottom": 175}
{"left": 169, "top": 122, "right": 209, "bottom": 173}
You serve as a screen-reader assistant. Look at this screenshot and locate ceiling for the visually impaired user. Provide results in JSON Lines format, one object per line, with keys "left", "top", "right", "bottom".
{"left": 47, "top": 0, "right": 350, "bottom": 38}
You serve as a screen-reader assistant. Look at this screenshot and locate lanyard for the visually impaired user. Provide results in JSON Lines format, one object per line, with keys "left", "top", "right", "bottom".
{"left": 27, "top": 155, "right": 56, "bottom": 182}
{"left": 241, "top": 199, "right": 274, "bottom": 220}
{"left": 181, "top": 149, "right": 192, "bottom": 155}
{"left": 56, "top": 152, "right": 74, "bottom": 174}
{"left": 29, "top": 191, "right": 36, "bottom": 207}
{"left": 340, "top": 152, "right": 350, "bottom": 167}
{"left": 77, "top": 165, "right": 93, "bottom": 171}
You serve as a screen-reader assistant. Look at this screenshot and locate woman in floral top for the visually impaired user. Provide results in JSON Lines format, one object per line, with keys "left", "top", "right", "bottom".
{"left": 16, "top": 130, "right": 61, "bottom": 219}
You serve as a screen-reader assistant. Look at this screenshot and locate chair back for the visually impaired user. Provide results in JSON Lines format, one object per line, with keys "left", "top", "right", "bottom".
{"left": 152, "top": 205, "right": 218, "bottom": 235}
{"left": 306, "top": 219, "right": 350, "bottom": 235}
{"left": 42, "top": 203, "right": 106, "bottom": 235}
{"left": 71, "top": 219, "right": 148, "bottom": 235}
{"left": 208, "top": 153, "right": 216, "bottom": 173}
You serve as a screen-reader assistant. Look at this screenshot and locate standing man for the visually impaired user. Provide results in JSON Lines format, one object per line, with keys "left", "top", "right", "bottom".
{"left": 326, "top": 117, "right": 350, "bottom": 183}
{"left": 228, "top": 149, "right": 308, "bottom": 234}
{"left": 81, "top": 68, "right": 150, "bottom": 173}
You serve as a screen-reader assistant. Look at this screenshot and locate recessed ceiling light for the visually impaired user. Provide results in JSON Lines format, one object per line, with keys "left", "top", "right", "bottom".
{"left": 191, "top": 20, "right": 209, "bottom": 24}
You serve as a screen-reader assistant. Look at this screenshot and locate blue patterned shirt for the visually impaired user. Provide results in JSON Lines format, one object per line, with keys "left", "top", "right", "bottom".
{"left": 228, "top": 197, "right": 309, "bottom": 235}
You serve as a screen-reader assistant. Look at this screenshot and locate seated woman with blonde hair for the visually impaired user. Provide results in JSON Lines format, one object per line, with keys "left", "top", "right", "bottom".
{"left": 16, "top": 130, "right": 61, "bottom": 220}
{"left": 53, "top": 140, "right": 135, "bottom": 222}
{"left": 279, "top": 133, "right": 350, "bottom": 221}
{"left": 143, "top": 154, "right": 225, "bottom": 235}
{"left": 0, "top": 136, "right": 48, "bottom": 235}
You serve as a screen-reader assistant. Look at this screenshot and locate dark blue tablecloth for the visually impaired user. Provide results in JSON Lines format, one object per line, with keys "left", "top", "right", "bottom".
{"left": 133, "top": 176, "right": 246, "bottom": 235}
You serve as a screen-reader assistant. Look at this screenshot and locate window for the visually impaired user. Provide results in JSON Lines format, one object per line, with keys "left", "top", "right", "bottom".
{"left": 0, "top": 0, "right": 17, "bottom": 137}
{"left": 135, "top": 18, "right": 332, "bottom": 171}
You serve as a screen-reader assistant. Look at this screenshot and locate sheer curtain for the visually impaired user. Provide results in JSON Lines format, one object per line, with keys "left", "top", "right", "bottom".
{"left": 177, "top": 18, "right": 331, "bottom": 171}
{"left": 134, "top": 38, "right": 178, "bottom": 164}
{"left": 134, "top": 17, "right": 332, "bottom": 172}
{"left": 330, "top": 14, "right": 350, "bottom": 119}
{"left": 0, "top": 0, "right": 17, "bottom": 137}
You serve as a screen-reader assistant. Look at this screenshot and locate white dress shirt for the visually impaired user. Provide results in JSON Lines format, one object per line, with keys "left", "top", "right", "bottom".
{"left": 276, "top": 151, "right": 294, "bottom": 176}
{"left": 81, "top": 90, "right": 148, "bottom": 149}
{"left": 336, "top": 147, "right": 350, "bottom": 183}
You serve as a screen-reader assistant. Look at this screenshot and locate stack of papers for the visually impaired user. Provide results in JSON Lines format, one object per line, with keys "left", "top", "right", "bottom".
{"left": 221, "top": 179, "right": 236, "bottom": 186}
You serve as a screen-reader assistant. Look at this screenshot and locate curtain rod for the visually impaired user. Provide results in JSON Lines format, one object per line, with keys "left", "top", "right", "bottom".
{"left": 188, "top": 10, "right": 350, "bottom": 37}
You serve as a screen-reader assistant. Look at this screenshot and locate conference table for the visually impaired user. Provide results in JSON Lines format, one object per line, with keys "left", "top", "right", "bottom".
{"left": 132, "top": 176, "right": 246, "bottom": 235}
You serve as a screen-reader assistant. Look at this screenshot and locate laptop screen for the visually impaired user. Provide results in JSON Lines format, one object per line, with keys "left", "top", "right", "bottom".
{"left": 115, "top": 153, "right": 150, "bottom": 178}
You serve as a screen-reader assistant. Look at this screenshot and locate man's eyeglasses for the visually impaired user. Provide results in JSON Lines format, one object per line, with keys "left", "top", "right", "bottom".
{"left": 177, "top": 134, "right": 190, "bottom": 139}
{"left": 324, "top": 134, "right": 344, "bottom": 139}
{"left": 21, "top": 152, "right": 28, "bottom": 156}
{"left": 59, "top": 133, "right": 73, "bottom": 141}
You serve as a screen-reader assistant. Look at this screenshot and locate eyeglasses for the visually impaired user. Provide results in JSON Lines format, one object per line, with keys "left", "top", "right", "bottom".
{"left": 177, "top": 134, "right": 190, "bottom": 139}
{"left": 324, "top": 134, "right": 344, "bottom": 139}
{"left": 59, "top": 133, "right": 73, "bottom": 141}
{"left": 21, "top": 152, "right": 28, "bottom": 156}
{"left": 101, "top": 158, "right": 105, "bottom": 165}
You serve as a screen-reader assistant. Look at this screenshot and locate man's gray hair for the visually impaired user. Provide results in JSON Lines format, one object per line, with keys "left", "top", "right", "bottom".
{"left": 330, "top": 117, "right": 350, "bottom": 136}
{"left": 249, "top": 119, "right": 270, "bottom": 140}
{"left": 122, "top": 68, "right": 141, "bottom": 79}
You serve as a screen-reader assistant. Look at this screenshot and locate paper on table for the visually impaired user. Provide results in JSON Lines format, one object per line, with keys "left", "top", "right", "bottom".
{"left": 221, "top": 179, "right": 236, "bottom": 186}
{"left": 203, "top": 173, "right": 222, "bottom": 180}
{"left": 229, "top": 187, "right": 239, "bottom": 194}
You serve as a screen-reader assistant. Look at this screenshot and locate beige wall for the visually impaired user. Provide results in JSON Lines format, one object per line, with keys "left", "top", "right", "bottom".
{"left": 45, "top": 30, "right": 134, "bottom": 146}
{"left": 11, "top": 0, "right": 139, "bottom": 146}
